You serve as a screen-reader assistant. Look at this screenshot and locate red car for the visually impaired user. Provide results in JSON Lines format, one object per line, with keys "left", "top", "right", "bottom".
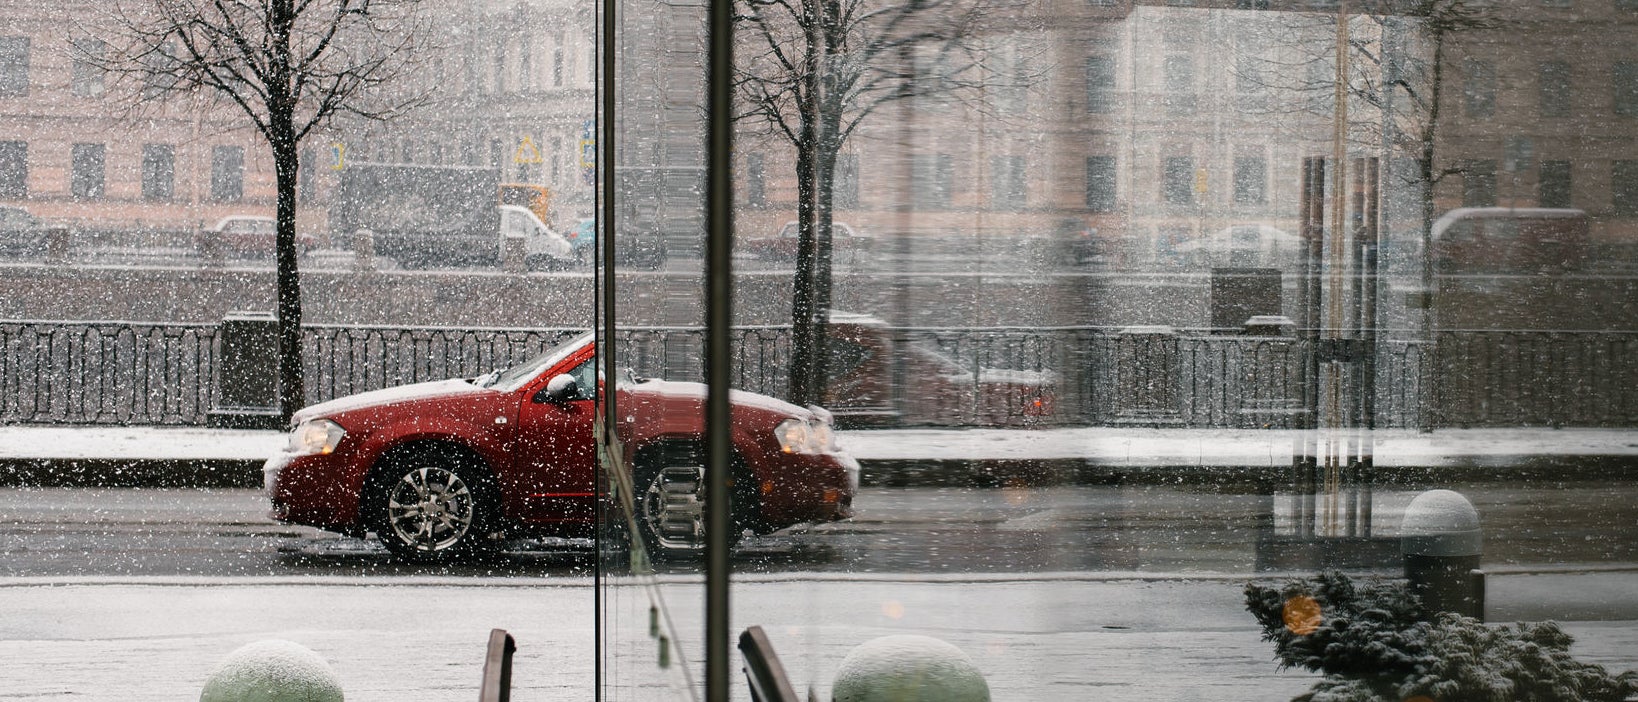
{"left": 263, "top": 332, "right": 858, "bottom": 561}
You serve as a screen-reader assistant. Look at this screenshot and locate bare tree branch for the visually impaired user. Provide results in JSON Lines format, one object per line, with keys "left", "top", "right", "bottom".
{"left": 82, "top": 0, "right": 432, "bottom": 424}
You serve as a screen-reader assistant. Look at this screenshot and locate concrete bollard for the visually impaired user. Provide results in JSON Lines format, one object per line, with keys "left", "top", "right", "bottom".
{"left": 351, "top": 228, "right": 376, "bottom": 273}
{"left": 44, "top": 226, "right": 71, "bottom": 265}
{"left": 832, "top": 634, "right": 989, "bottom": 702}
{"left": 502, "top": 236, "right": 527, "bottom": 273}
{"left": 199, "top": 639, "right": 344, "bottom": 702}
{"left": 1401, "top": 489, "right": 1485, "bottom": 620}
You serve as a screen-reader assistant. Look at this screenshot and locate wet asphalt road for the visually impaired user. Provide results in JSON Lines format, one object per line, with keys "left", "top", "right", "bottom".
{"left": 2, "top": 481, "right": 1635, "bottom": 578}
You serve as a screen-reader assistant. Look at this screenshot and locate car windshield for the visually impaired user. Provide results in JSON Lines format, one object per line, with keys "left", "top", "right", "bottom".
{"left": 484, "top": 331, "right": 593, "bottom": 391}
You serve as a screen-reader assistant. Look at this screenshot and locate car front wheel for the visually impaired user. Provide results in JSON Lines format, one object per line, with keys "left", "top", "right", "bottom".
{"left": 634, "top": 444, "right": 744, "bottom": 558}
{"left": 369, "top": 449, "right": 496, "bottom": 562}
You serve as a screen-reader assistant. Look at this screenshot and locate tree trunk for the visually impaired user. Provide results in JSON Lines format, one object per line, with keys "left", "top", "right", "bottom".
{"left": 1416, "top": 22, "right": 1448, "bottom": 430}
{"left": 787, "top": 0, "right": 824, "bottom": 407}
{"left": 271, "top": 124, "right": 305, "bottom": 425}
{"left": 811, "top": 113, "right": 843, "bottom": 406}
{"left": 789, "top": 140, "right": 820, "bottom": 406}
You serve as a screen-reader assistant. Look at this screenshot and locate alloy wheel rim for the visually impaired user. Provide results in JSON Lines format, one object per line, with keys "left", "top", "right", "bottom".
{"left": 386, "top": 466, "right": 475, "bottom": 552}
{"left": 640, "top": 465, "right": 707, "bottom": 551}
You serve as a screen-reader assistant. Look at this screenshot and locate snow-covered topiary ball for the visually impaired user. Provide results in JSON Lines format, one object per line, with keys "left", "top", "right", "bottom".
{"left": 832, "top": 634, "right": 989, "bottom": 702}
{"left": 199, "top": 639, "right": 344, "bottom": 702}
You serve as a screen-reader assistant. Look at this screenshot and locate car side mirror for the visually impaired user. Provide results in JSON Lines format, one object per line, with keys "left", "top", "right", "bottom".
{"left": 537, "top": 374, "right": 581, "bottom": 404}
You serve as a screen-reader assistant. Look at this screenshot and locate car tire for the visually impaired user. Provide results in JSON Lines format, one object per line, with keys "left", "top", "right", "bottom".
{"left": 367, "top": 446, "right": 498, "bottom": 563}
{"left": 633, "top": 443, "right": 746, "bottom": 559}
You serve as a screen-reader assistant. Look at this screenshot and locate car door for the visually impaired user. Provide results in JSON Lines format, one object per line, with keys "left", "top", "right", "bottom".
{"left": 506, "top": 356, "right": 599, "bottom": 527}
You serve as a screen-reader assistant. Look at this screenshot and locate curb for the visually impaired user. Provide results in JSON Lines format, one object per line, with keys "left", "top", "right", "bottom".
{"left": 4, "top": 454, "right": 1636, "bottom": 490}
{"left": 0, "top": 458, "right": 265, "bottom": 489}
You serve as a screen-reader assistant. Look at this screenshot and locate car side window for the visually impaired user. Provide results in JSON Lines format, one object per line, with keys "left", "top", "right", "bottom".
{"left": 568, "top": 359, "right": 597, "bottom": 400}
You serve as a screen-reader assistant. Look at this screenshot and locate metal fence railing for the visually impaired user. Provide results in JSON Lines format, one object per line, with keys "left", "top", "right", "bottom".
{"left": 1, "top": 321, "right": 219, "bottom": 425}
{"left": 4, "top": 319, "right": 1636, "bottom": 429}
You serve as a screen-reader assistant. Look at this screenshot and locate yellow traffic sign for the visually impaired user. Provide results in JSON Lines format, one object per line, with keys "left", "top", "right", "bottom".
{"left": 514, "top": 136, "right": 543, "bottom": 165}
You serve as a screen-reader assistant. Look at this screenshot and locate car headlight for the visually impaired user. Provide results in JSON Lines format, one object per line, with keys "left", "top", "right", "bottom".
{"left": 776, "top": 418, "right": 810, "bottom": 454}
{"left": 809, "top": 420, "right": 834, "bottom": 452}
{"left": 289, "top": 419, "right": 346, "bottom": 455}
{"left": 775, "top": 416, "right": 833, "bottom": 454}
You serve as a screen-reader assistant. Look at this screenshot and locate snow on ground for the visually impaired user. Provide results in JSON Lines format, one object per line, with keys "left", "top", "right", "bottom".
{"left": 2, "top": 574, "right": 1634, "bottom": 701}
{"left": 2, "top": 425, "right": 1637, "bottom": 465}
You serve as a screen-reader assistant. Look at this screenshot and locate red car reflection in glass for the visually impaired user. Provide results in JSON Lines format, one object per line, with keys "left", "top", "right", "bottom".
{"left": 821, "top": 313, "right": 1058, "bottom": 428}
{"left": 263, "top": 332, "right": 858, "bottom": 561}
{"left": 740, "top": 221, "right": 872, "bottom": 265}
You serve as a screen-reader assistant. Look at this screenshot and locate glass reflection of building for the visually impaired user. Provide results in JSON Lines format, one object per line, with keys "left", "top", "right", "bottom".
{"left": 3, "top": 0, "right": 1635, "bottom": 698}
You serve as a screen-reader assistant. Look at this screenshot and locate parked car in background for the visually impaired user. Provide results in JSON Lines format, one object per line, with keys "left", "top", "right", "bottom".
{"left": 208, "top": 215, "right": 319, "bottom": 257}
{"left": 263, "top": 332, "right": 858, "bottom": 561}
{"left": 331, "top": 163, "right": 575, "bottom": 270}
{"left": 741, "top": 220, "right": 872, "bottom": 265}
{"left": 568, "top": 218, "right": 596, "bottom": 261}
{"left": 0, "top": 205, "right": 47, "bottom": 258}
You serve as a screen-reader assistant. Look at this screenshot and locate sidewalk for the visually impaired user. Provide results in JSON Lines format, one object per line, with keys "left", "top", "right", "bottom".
{"left": 2, "top": 572, "right": 1636, "bottom": 701}
{"left": 3, "top": 424, "right": 1637, "bottom": 487}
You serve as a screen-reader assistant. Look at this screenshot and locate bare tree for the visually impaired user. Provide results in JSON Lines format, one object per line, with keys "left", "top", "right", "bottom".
{"left": 90, "top": 0, "right": 428, "bottom": 424}
{"left": 734, "top": 0, "right": 1015, "bottom": 407}
{"left": 1238, "top": 1, "right": 1497, "bottom": 255}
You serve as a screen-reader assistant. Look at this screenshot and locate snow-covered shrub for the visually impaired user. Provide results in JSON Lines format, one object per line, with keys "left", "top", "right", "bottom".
{"left": 1245, "top": 571, "right": 1638, "bottom": 702}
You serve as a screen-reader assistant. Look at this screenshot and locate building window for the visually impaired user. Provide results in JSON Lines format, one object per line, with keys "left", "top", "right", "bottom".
{"left": 141, "top": 144, "right": 175, "bottom": 201}
{"left": 991, "top": 155, "right": 1027, "bottom": 210}
{"left": 834, "top": 153, "right": 859, "bottom": 209}
{"left": 71, "top": 143, "right": 105, "bottom": 200}
{"left": 299, "top": 147, "right": 316, "bottom": 200}
{"left": 987, "top": 47, "right": 1027, "bottom": 113}
{"left": 140, "top": 41, "right": 180, "bottom": 99}
{"left": 1463, "top": 59, "right": 1494, "bottom": 118}
{"left": 1164, "top": 55, "right": 1196, "bottom": 115}
{"left": 71, "top": 39, "right": 106, "bottom": 98}
{"left": 211, "top": 146, "right": 244, "bottom": 202}
{"left": 1539, "top": 160, "right": 1572, "bottom": 208}
{"left": 1462, "top": 160, "right": 1496, "bottom": 207}
{"left": 1538, "top": 61, "right": 1571, "bottom": 118}
{"left": 550, "top": 137, "right": 562, "bottom": 183}
{"left": 1236, "top": 55, "right": 1267, "bottom": 112}
{"left": 1233, "top": 156, "right": 1266, "bottom": 204}
{"left": 0, "top": 36, "right": 28, "bottom": 97}
{"left": 1085, "top": 156, "right": 1116, "bottom": 212}
{"left": 1237, "top": 0, "right": 1270, "bottom": 7}
{"left": 1163, "top": 156, "right": 1194, "bottom": 205}
{"left": 553, "top": 47, "right": 564, "bottom": 88}
{"left": 745, "top": 153, "right": 765, "bottom": 207}
{"left": 1615, "top": 61, "right": 1638, "bottom": 117}
{"left": 912, "top": 153, "right": 953, "bottom": 209}
{"left": 1085, "top": 55, "right": 1116, "bottom": 114}
{"left": 1614, "top": 160, "right": 1638, "bottom": 216}
{"left": 0, "top": 141, "right": 25, "bottom": 198}
{"left": 493, "top": 42, "right": 508, "bottom": 94}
